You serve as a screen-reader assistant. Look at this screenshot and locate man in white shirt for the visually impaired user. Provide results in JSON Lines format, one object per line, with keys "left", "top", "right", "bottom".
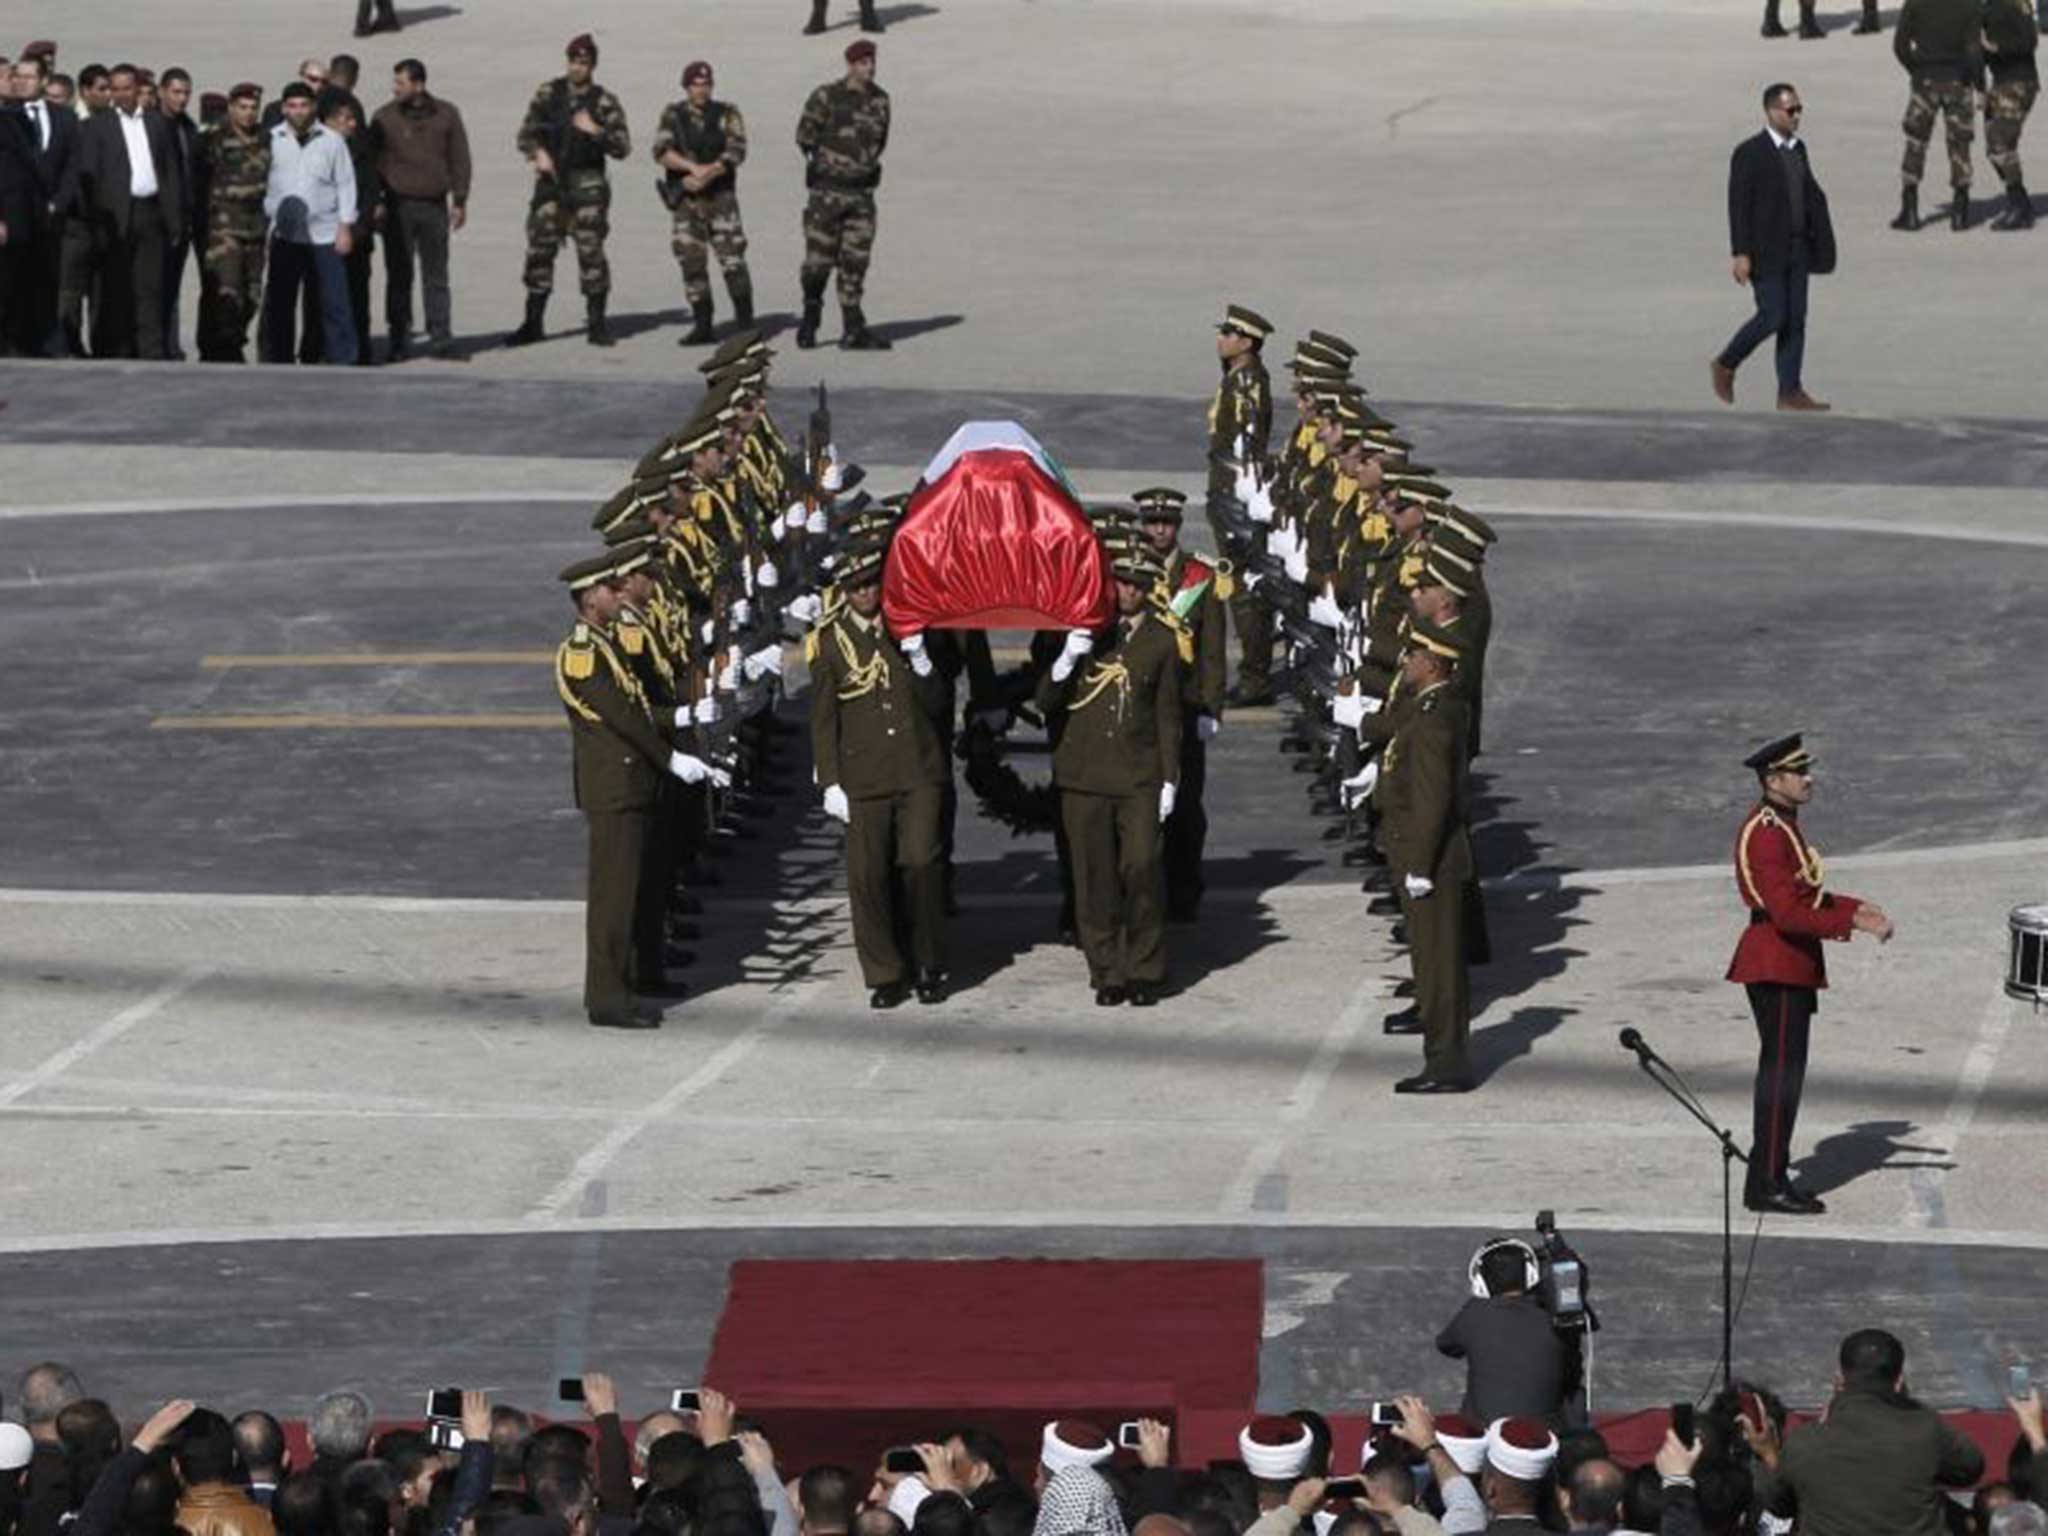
{"left": 69, "top": 62, "right": 184, "bottom": 358}
{"left": 262, "top": 82, "right": 358, "bottom": 364}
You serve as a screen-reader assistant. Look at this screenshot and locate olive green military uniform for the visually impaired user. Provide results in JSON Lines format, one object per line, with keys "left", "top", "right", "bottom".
{"left": 809, "top": 608, "right": 950, "bottom": 987}
{"left": 1209, "top": 355, "right": 1274, "bottom": 696}
{"left": 197, "top": 119, "right": 270, "bottom": 361}
{"left": 1375, "top": 679, "right": 1476, "bottom": 1082}
{"left": 795, "top": 76, "right": 890, "bottom": 308}
{"left": 1163, "top": 545, "right": 1227, "bottom": 920}
{"left": 556, "top": 617, "right": 674, "bottom": 1021}
{"left": 518, "top": 75, "right": 631, "bottom": 296}
{"left": 1038, "top": 613, "right": 1184, "bottom": 990}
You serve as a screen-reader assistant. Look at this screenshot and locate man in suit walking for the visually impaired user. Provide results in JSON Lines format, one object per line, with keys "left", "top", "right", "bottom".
{"left": 1711, "top": 82, "right": 1836, "bottom": 412}
{"left": 4, "top": 54, "right": 76, "bottom": 355}
{"left": 71, "top": 62, "right": 184, "bottom": 359}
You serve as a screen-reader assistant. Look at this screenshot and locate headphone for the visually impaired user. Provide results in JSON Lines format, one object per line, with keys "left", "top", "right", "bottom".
{"left": 1468, "top": 1236, "right": 1542, "bottom": 1298}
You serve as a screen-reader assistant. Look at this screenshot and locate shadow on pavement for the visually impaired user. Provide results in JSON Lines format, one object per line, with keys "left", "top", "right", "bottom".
{"left": 1793, "top": 1117, "right": 1954, "bottom": 1197}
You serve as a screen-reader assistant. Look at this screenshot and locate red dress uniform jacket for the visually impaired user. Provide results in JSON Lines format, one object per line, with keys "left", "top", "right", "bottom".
{"left": 1726, "top": 802, "right": 1862, "bottom": 988}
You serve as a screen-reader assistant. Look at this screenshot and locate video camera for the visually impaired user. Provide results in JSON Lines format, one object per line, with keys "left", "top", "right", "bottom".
{"left": 1469, "top": 1211, "right": 1598, "bottom": 1335}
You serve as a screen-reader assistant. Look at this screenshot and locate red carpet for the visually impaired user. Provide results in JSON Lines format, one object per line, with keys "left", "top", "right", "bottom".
{"left": 702, "top": 1258, "right": 1262, "bottom": 1470}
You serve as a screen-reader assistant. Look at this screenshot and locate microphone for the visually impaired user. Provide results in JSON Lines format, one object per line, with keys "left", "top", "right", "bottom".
{"left": 1618, "top": 1028, "right": 1655, "bottom": 1065}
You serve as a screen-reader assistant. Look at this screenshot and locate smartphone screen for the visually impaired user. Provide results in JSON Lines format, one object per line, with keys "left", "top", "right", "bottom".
{"left": 426, "top": 1389, "right": 462, "bottom": 1422}
{"left": 558, "top": 1378, "right": 586, "bottom": 1403}
{"left": 1671, "top": 1403, "right": 1696, "bottom": 1447}
{"left": 884, "top": 1448, "right": 924, "bottom": 1475}
{"left": 2012, "top": 1363, "right": 2033, "bottom": 1400}
{"left": 671, "top": 1389, "right": 701, "bottom": 1413}
{"left": 1117, "top": 1422, "right": 1142, "bottom": 1448}
{"left": 1323, "top": 1480, "right": 1366, "bottom": 1501}
{"left": 1369, "top": 1401, "right": 1401, "bottom": 1428}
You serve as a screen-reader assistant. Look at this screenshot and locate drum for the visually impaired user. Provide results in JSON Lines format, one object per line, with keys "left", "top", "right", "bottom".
{"left": 2007, "top": 904, "right": 2048, "bottom": 1005}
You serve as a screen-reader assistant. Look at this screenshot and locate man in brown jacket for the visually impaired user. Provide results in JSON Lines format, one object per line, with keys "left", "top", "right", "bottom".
{"left": 372, "top": 58, "right": 469, "bottom": 358}
{"left": 809, "top": 545, "right": 952, "bottom": 1009}
{"left": 1038, "top": 553, "right": 1184, "bottom": 1006}
{"left": 173, "top": 1409, "right": 276, "bottom": 1536}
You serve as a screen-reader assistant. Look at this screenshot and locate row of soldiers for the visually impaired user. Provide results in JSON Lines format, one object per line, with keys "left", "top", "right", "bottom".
{"left": 1205, "top": 304, "right": 1499, "bottom": 1094}
{"left": 506, "top": 34, "right": 892, "bottom": 352}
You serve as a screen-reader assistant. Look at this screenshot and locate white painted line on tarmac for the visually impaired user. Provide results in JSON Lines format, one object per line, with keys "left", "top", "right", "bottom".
{"left": 0, "top": 964, "right": 212, "bottom": 1108}
{"left": 0, "top": 491, "right": 594, "bottom": 521}
{"left": 1903, "top": 988, "right": 2019, "bottom": 1231}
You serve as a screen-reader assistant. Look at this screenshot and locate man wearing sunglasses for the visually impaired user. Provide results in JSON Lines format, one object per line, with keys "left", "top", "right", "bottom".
{"left": 1711, "top": 83, "right": 1837, "bottom": 413}
{"left": 1726, "top": 734, "right": 1895, "bottom": 1215}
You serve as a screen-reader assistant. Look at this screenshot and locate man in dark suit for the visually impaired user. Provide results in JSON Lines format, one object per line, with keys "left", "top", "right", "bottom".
{"left": 1711, "top": 82, "right": 1836, "bottom": 413}
{"left": 157, "top": 68, "right": 203, "bottom": 358}
{"left": 71, "top": 62, "right": 185, "bottom": 359}
{"left": 3, "top": 53, "right": 75, "bottom": 354}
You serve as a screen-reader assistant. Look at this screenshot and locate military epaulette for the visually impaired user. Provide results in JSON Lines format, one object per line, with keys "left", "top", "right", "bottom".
{"left": 616, "top": 621, "right": 646, "bottom": 656}
{"left": 559, "top": 623, "right": 597, "bottom": 683}
{"left": 1419, "top": 690, "right": 1441, "bottom": 713}
{"left": 804, "top": 628, "right": 821, "bottom": 667}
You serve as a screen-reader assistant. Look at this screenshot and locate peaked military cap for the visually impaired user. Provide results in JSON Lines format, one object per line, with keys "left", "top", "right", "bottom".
{"left": 1290, "top": 348, "right": 1351, "bottom": 377}
{"left": 1386, "top": 477, "right": 1452, "bottom": 507}
{"left": 672, "top": 419, "right": 725, "bottom": 457}
{"left": 1434, "top": 506, "right": 1499, "bottom": 549}
{"left": 1217, "top": 304, "right": 1274, "bottom": 340}
{"left": 592, "top": 485, "right": 641, "bottom": 533}
{"left": 701, "top": 330, "right": 771, "bottom": 374}
{"left": 1307, "top": 330, "right": 1359, "bottom": 361}
{"left": 835, "top": 544, "right": 887, "bottom": 587}
{"left": 1112, "top": 549, "right": 1164, "bottom": 583}
{"left": 560, "top": 551, "right": 620, "bottom": 591}
{"left": 602, "top": 514, "right": 658, "bottom": 546}
{"left": 1426, "top": 521, "right": 1487, "bottom": 565}
{"left": 1743, "top": 733, "right": 1813, "bottom": 775}
{"left": 610, "top": 541, "right": 655, "bottom": 578}
{"left": 1418, "top": 551, "right": 1475, "bottom": 596}
{"left": 1133, "top": 487, "right": 1188, "bottom": 523}
{"left": 1406, "top": 615, "right": 1466, "bottom": 662}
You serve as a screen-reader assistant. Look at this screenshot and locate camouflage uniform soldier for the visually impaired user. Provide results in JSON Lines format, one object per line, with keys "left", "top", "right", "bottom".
{"left": 654, "top": 61, "right": 752, "bottom": 347}
{"left": 1889, "top": 0, "right": 1981, "bottom": 231}
{"left": 197, "top": 82, "right": 271, "bottom": 363}
{"left": 794, "top": 40, "right": 891, "bottom": 351}
{"left": 508, "top": 33, "right": 631, "bottom": 348}
{"left": 1982, "top": 0, "right": 2039, "bottom": 230}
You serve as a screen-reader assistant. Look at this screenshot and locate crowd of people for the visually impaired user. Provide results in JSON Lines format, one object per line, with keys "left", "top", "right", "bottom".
{"left": 1, "top": 1329, "right": 2042, "bottom": 1536}
{"left": 0, "top": 25, "right": 898, "bottom": 364}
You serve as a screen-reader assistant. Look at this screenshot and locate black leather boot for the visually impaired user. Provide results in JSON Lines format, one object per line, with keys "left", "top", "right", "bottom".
{"left": 1992, "top": 182, "right": 2036, "bottom": 230}
{"left": 795, "top": 273, "right": 827, "bottom": 349}
{"left": 727, "top": 271, "right": 755, "bottom": 329}
{"left": 1951, "top": 187, "right": 1972, "bottom": 230}
{"left": 840, "top": 305, "right": 892, "bottom": 349}
{"left": 586, "top": 292, "right": 616, "bottom": 346}
{"left": 681, "top": 299, "right": 715, "bottom": 345}
{"left": 1797, "top": 0, "right": 1824, "bottom": 37}
{"left": 1890, "top": 186, "right": 1919, "bottom": 230}
{"left": 1761, "top": 0, "right": 1787, "bottom": 36}
{"left": 859, "top": 0, "right": 885, "bottom": 31}
{"left": 505, "top": 291, "right": 547, "bottom": 346}
{"left": 1852, "top": 0, "right": 1881, "bottom": 31}
{"left": 804, "top": 0, "right": 828, "bottom": 33}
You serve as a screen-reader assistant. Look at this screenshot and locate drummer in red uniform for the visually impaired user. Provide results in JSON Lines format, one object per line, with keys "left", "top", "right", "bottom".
{"left": 1728, "top": 733, "right": 1895, "bottom": 1215}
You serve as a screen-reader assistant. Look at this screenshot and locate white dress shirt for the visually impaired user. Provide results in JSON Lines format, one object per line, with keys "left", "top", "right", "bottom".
{"left": 116, "top": 108, "right": 159, "bottom": 197}
{"left": 26, "top": 99, "right": 50, "bottom": 152}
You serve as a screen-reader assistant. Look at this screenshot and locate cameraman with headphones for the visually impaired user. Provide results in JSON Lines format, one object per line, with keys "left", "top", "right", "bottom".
{"left": 1436, "top": 1237, "right": 1573, "bottom": 1429}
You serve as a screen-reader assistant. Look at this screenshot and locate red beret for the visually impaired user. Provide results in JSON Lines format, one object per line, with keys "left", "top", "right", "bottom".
{"left": 565, "top": 33, "right": 598, "bottom": 60}
{"left": 21, "top": 40, "right": 57, "bottom": 60}
{"left": 229, "top": 81, "right": 263, "bottom": 101}
{"left": 845, "top": 39, "right": 877, "bottom": 63}
{"left": 682, "top": 60, "right": 712, "bottom": 86}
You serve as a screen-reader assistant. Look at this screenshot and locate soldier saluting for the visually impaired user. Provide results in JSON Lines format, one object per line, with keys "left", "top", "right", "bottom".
{"left": 508, "top": 34, "right": 630, "bottom": 349}
{"left": 795, "top": 40, "right": 891, "bottom": 352}
{"left": 1727, "top": 734, "right": 1893, "bottom": 1215}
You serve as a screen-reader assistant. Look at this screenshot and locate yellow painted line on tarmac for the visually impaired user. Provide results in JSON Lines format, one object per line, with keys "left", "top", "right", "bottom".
{"left": 151, "top": 713, "right": 564, "bottom": 731}
{"left": 200, "top": 651, "right": 553, "bottom": 669}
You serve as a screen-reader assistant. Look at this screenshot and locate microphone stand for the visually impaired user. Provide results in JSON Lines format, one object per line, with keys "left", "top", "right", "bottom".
{"left": 1624, "top": 1032, "right": 1748, "bottom": 1397}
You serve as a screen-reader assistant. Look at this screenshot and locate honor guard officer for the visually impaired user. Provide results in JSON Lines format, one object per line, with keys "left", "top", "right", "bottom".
{"left": 655, "top": 61, "right": 753, "bottom": 345}
{"left": 1038, "top": 551, "right": 1185, "bottom": 1006}
{"left": 556, "top": 549, "right": 725, "bottom": 1030}
{"left": 1207, "top": 304, "right": 1275, "bottom": 705}
{"left": 1135, "top": 487, "right": 1227, "bottom": 923}
{"left": 808, "top": 543, "right": 951, "bottom": 1008}
{"left": 1727, "top": 734, "right": 1894, "bottom": 1213}
{"left": 795, "top": 41, "right": 891, "bottom": 351}
{"left": 508, "top": 34, "right": 631, "bottom": 348}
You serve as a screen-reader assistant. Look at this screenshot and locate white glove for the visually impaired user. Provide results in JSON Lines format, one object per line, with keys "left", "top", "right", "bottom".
{"left": 1268, "top": 523, "right": 1298, "bottom": 564}
{"left": 819, "top": 448, "right": 845, "bottom": 492}
{"left": 1308, "top": 592, "right": 1345, "bottom": 630}
{"left": 694, "top": 693, "right": 721, "bottom": 727}
{"left": 667, "top": 750, "right": 710, "bottom": 785}
{"left": 730, "top": 598, "right": 752, "bottom": 627}
{"left": 1357, "top": 693, "right": 1383, "bottom": 716}
{"left": 1159, "top": 782, "right": 1177, "bottom": 823}
{"left": 1331, "top": 692, "right": 1368, "bottom": 731}
{"left": 1050, "top": 627, "right": 1094, "bottom": 684}
{"left": 755, "top": 561, "right": 779, "bottom": 589}
{"left": 672, "top": 704, "right": 694, "bottom": 729}
{"left": 1403, "top": 873, "right": 1436, "bottom": 900}
{"left": 1282, "top": 535, "right": 1309, "bottom": 584}
{"left": 787, "top": 593, "right": 823, "bottom": 625}
{"left": 1232, "top": 461, "right": 1259, "bottom": 507}
{"left": 781, "top": 502, "right": 808, "bottom": 532}
{"left": 806, "top": 506, "right": 829, "bottom": 535}
{"left": 743, "top": 643, "right": 784, "bottom": 681}
{"left": 821, "top": 784, "right": 851, "bottom": 823}
{"left": 706, "top": 761, "right": 733, "bottom": 790}
{"left": 1338, "top": 760, "right": 1380, "bottom": 808}
{"left": 1195, "top": 714, "right": 1220, "bottom": 742}
{"left": 718, "top": 659, "right": 739, "bottom": 692}
{"left": 700, "top": 619, "right": 717, "bottom": 645}
{"left": 901, "top": 631, "right": 934, "bottom": 677}
{"left": 1247, "top": 483, "right": 1276, "bottom": 525}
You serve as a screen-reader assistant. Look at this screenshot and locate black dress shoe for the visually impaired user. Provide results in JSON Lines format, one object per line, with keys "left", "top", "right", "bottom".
{"left": 1127, "top": 983, "right": 1160, "bottom": 1007}
{"left": 665, "top": 921, "right": 702, "bottom": 942}
{"left": 1746, "top": 1182, "right": 1827, "bottom": 1215}
{"left": 1094, "top": 985, "right": 1127, "bottom": 1007}
{"left": 661, "top": 947, "right": 696, "bottom": 969}
{"left": 914, "top": 969, "right": 946, "bottom": 1005}
{"left": 1390, "top": 922, "right": 1408, "bottom": 946}
{"left": 1393, "top": 978, "right": 1415, "bottom": 998}
{"left": 1367, "top": 894, "right": 1401, "bottom": 916}
{"left": 1393, "top": 1073, "right": 1474, "bottom": 1094}
{"left": 589, "top": 1009, "right": 661, "bottom": 1029}
{"left": 870, "top": 981, "right": 910, "bottom": 1010}
{"left": 1382, "top": 1008, "right": 1423, "bottom": 1036}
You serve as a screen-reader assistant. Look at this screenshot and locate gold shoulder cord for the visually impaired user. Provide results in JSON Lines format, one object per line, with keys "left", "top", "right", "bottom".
{"left": 832, "top": 621, "right": 892, "bottom": 701}
{"left": 1069, "top": 657, "right": 1131, "bottom": 714}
